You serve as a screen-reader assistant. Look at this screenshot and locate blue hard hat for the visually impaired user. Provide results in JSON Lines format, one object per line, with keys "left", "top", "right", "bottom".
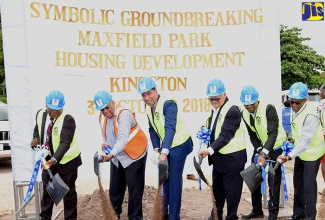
{"left": 240, "top": 86, "right": 259, "bottom": 105}
{"left": 94, "top": 91, "right": 112, "bottom": 111}
{"left": 137, "top": 77, "right": 157, "bottom": 94}
{"left": 288, "top": 82, "right": 308, "bottom": 99}
{"left": 46, "top": 90, "right": 65, "bottom": 110}
{"left": 206, "top": 79, "right": 226, "bottom": 96}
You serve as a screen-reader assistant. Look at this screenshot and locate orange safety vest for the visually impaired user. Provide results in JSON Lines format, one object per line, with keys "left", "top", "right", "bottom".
{"left": 99, "top": 109, "right": 147, "bottom": 160}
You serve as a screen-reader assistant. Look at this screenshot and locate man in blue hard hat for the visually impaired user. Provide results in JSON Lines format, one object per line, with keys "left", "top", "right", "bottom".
{"left": 94, "top": 90, "right": 148, "bottom": 220}
{"left": 240, "top": 85, "right": 286, "bottom": 220}
{"left": 30, "top": 90, "right": 82, "bottom": 220}
{"left": 198, "top": 79, "right": 247, "bottom": 220}
{"left": 278, "top": 82, "right": 325, "bottom": 220}
{"left": 137, "top": 77, "right": 193, "bottom": 220}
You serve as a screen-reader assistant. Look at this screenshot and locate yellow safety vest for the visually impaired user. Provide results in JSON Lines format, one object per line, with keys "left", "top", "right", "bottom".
{"left": 146, "top": 98, "right": 190, "bottom": 147}
{"left": 291, "top": 105, "right": 325, "bottom": 161}
{"left": 242, "top": 102, "right": 287, "bottom": 148}
{"left": 206, "top": 101, "right": 246, "bottom": 154}
{"left": 99, "top": 108, "right": 147, "bottom": 159}
{"left": 37, "top": 109, "right": 80, "bottom": 164}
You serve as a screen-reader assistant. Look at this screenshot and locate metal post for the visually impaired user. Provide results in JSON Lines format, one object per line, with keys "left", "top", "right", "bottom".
{"left": 13, "top": 181, "right": 42, "bottom": 220}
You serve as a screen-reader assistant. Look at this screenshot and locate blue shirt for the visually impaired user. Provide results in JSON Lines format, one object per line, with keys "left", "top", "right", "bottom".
{"left": 282, "top": 107, "right": 291, "bottom": 131}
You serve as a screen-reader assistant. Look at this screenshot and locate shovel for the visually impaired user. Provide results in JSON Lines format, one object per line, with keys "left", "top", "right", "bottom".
{"left": 240, "top": 163, "right": 263, "bottom": 194}
{"left": 158, "top": 159, "right": 168, "bottom": 186}
{"left": 94, "top": 151, "right": 101, "bottom": 177}
{"left": 42, "top": 158, "right": 70, "bottom": 205}
{"left": 193, "top": 155, "right": 209, "bottom": 186}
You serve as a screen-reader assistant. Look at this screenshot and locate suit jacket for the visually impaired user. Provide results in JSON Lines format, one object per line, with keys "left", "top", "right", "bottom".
{"left": 33, "top": 109, "right": 82, "bottom": 174}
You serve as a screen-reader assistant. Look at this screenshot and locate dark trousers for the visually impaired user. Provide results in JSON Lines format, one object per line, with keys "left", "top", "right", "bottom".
{"left": 250, "top": 161, "right": 282, "bottom": 220}
{"left": 109, "top": 154, "right": 147, "bottom": 220}
{"left": 211, "top": 168, "right": 244, "bottom": 220}
{"left": 293, "top": 157, "right": 321, "bottom": 220}
{"left": 40, "top": 167, "right": 78, "bottom": 220}
{"left": 162, "top": 154, "right": 187, "bottom": 220}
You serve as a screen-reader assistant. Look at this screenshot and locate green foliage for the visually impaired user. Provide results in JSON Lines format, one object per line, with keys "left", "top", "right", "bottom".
{"left": 280, "top": 25, "right": 325, "bottom": 90}
{"left": 0, "top": 96, "right": 6, "bottom": 103}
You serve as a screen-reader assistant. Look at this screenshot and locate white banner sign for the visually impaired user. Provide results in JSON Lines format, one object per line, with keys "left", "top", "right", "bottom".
{"left": 1, "top": 0, "right": 281, "bottom": 181}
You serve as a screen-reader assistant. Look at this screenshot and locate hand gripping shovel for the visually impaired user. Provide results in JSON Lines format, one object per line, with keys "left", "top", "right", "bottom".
{"left": 240, "top": 163, "right": 263, "bottom": 194}
{"left": 42, "top": 158, "right": 70, "bottom": 205}
{"left": 158, "top": 159, "right": 169, "bottom": 186}
{"left": 193, "top": 155, "right": 209, "bottom": 186}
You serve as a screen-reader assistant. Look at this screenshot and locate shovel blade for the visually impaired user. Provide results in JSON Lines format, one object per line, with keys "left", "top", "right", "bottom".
{"left": 193, "top": 156, "right": 209, "bottom": 186}
{"left": 158, "top": 159, "right": 168, "bottom": 186}
{"left": 45, "top": 173, "right": 70, "bottom": 206}
{"left": 240, "top": 163, "right": 263, "bottom": 194}
{"left": 94, "top": 151, "right": 100, "bottom": 177}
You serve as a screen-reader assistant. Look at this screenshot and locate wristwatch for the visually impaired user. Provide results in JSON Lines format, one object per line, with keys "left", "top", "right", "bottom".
{"left": 287, "top": 155, "right": 292, "bottom": 161}
{"left": 51, "top": 157, "right": 57, "bottom": 165}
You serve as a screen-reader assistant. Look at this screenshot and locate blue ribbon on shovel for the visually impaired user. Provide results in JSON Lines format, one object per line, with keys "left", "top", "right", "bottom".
{"left": 17, "top": 146, "right": 48, "bottom": 214}
{"left": 279, "top": 140, "right": 294, "bottom": 202}
{"left": 196, "top": 126, "right": 211, "bottom": 190}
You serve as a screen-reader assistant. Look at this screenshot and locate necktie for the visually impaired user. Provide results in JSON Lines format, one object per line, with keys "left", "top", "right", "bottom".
{"left": 45, "top": 118, "right": 53, "bottom": 150}
{"left": 152, "top": 106, "right": 156, "bottom": 115}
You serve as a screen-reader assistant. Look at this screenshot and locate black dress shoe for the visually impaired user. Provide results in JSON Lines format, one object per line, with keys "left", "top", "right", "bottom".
{"left": 242, "top": 211, "right": 264, "bottom": 219}
{"left": 163, "top": 213, "right": 169, "bottom": 220}
{"left": 288, "top": 214, "right": 305, "bottom": 220}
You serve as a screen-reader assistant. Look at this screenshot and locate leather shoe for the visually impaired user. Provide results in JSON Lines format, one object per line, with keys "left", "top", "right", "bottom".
{"left": 288, "top": 214, "right": 305, "bottom": 220}
{"left": 242, "top": 211, "right": 264, "bottom": 219}
{"left": 187, "top": 174, "right": 198, "bottom": 181}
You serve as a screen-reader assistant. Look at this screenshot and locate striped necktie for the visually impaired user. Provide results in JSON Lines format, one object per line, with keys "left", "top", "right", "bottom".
{"left": 44, "top": 118, "right": 53, "bottom": 150}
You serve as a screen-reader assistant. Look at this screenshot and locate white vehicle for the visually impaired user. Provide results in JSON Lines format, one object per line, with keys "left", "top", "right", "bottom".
{"left": 0, "top": 101, "right": 10, "bottom": 159}
{"left": 281, "top": 89, "right": 321, "bottom": 114}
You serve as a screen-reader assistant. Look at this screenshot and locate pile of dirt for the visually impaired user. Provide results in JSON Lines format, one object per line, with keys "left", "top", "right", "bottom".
{"left": 75, "top": 185, "right": 215, "bottom": 220}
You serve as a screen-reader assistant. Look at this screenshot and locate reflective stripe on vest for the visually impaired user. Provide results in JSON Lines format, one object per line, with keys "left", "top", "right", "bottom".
{"left": 37, "top": 109, "right": 80, "bottom": 164}
{"left": 207, "top": 102, "right": 246, "bottom": 154}
{"left": 146, "top": 98, "right": 190, "bottom": 147}
{"left": 242, "top": 102, "right": 287, "bottom": 148}
{"left": 291, "top": 104, "right": 325, "bottom": 161}
{"left": 99, "top": 109, "right": 147, "bottom": 160}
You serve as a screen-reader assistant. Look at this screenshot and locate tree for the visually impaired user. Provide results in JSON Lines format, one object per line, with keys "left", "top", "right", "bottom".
{"left": 280, "top": 25, "right": 325, "bottom": 90}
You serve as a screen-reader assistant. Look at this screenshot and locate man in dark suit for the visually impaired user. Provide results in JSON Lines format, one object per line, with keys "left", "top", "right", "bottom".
{"left": 30, "top": 90, "right": 82, "bottom": 220}
{"left": 198, "top": 79, "right": 247, "bottom": 220}
{"left": 240, "top": 85, "right": 286, "bottom": 220}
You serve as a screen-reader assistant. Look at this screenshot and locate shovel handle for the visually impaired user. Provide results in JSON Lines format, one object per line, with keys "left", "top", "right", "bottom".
{"left": 42, "top": 158, "right": 54, "bottom": 179}
{"left": 198, "top": 154, "right": 203, "bottom": 165}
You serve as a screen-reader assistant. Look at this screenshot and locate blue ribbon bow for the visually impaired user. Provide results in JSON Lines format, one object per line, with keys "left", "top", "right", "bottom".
{"left": 196, "top": 126, "right": 211, "bottom": 144}
{"left": 196, "top": 126, "right": 212, "bottom": 190}
{"left": 280, "top": 140, "right": 293, "bottom": 202}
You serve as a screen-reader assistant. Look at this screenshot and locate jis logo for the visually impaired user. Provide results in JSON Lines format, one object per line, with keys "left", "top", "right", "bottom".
{"left": 302, "top": 2, "right": 324, "bottom": 21}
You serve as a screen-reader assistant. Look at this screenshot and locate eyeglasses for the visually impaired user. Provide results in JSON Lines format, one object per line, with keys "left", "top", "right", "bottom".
{"left": 290, "top": 100, "right": 302, "bottom": 105}
{"left": 209, "top": 97, "right": 221, "bottom": 102}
